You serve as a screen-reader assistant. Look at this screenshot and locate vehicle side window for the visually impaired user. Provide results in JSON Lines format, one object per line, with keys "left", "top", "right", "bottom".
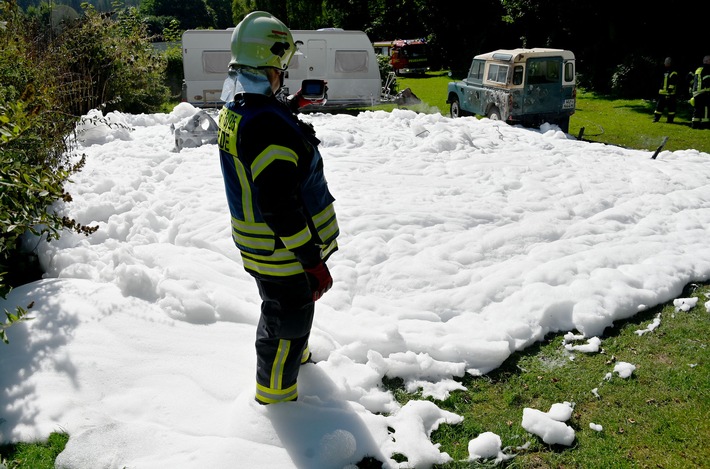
{"left": 564, "top": 62, "right": 575, "bottom": 82}
{"left": 487, "top": 63, "right": 509, "bottom": 84}
{"left": 513, "top": 65, "right": 524, "bottom": 85}
{"left": 468, "top": 60, "right": 484, "bottom": 81}
{"left": 528, "top": 59, "right": 560, "bottom": 84}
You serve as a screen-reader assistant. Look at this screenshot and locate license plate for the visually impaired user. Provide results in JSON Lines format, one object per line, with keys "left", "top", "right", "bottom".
{"left": 562, "top": 98, "right": 575, "bottom": 109}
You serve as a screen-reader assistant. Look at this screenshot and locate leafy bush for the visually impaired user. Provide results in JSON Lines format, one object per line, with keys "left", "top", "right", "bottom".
{"left": 377, "top": 54, "right": 396, "bottom": 96}
{"left": 610, "top": 54, "right": 656, "bottom": 99}
{"left": 0, "top": 6, "right": 83, "bottom": 341}
{"left": 1, "top": 0, "right": 168, "bottom": 343}
{"left": 1, "top": 2, "right": 82, "bottom": 293}
{"left": 57, "top": 5, "right": 170, "bottom": 115}
{"left": 161, "top": 19, "right": 185, "bottom": 99}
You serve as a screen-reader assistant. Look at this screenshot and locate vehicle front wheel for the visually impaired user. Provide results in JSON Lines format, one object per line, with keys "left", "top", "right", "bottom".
{"left": 486, "top": 106, "right": 501, "bottom": 120}
{"left": 450, "top": 98, "right": 463, "bottom": 118}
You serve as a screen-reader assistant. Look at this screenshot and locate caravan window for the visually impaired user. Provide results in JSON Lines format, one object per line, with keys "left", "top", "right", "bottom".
{"left": 334, "top": 50, "right": 369, "bottom": 73}
{"left": 202, "top": 51, "right": 231, "bottom": 74}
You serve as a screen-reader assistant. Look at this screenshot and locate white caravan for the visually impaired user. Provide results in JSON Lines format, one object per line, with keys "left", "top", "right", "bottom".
{"left": 181, "top": 28, "right": 382, "bottom": 109}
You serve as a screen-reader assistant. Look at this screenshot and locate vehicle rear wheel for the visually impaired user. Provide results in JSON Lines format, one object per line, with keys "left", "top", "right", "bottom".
{"left": 450, "top": 98, "right": 462, "bottom": 118}
{"left": 486, "top": 106, "right": 501, "bottom": 120}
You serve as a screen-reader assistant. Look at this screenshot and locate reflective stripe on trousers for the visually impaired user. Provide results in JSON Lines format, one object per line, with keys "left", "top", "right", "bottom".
{"left": 253, "top": 273, "right": 314, "bottom": 404}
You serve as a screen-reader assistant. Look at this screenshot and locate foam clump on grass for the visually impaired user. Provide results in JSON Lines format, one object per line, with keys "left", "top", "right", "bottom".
{"left": 521, "top": 402, "right": 576, "bottom": 446}
{"left": 613, "top": 362, "right": 636, "bottom": 378}
{"left": 635, "top": 313, "right": 661, "bottom": 336}
{"left": 468, "top": 431, "right": 501, "bottom": 460}
{"left": 467, "top": 431, "right": 515, "bottom": 464}
{"left": 564, "top": 336, "right": 602, "bottom": 353}
{"left": 673, "top": 297, "right": 698, "bottom": 312}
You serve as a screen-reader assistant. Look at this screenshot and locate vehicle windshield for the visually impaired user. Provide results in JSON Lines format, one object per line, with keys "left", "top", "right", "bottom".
{"left": 402, "top": 44, "right": 426, "bottom": 58}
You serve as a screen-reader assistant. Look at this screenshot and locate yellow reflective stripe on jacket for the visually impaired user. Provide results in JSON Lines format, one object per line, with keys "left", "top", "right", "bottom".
{"left": 659, "top": 71, "right": 677, "bottom": 95}
{"left": 312, "top": 204, "right": 339, "bottom": 242}
{"left": 231, "top": 217, "right": 275, "bottom": 251}
{"left": 321, "top": 239, "right": 338, "bottom": 259}
{"left": 312, "top": 204, "right": 336, "bottom": 228}
{"left": 232, "top": 231, "right": 274, "bottom": 251}
{"left": 280, "top": 225, "right": 312, "bottom": 251}
{"left": 251, "top": 145, "right": 298, "bottom": 180}
{"left": 232, "top": 160, "right": 256, "bottom": 223}
{"left": 231, "top": 217, "right": 273, "bottom": 235}
{"left": 694, "top": 67, "right": 710, "bottom": 94}
{"left": 240, "top": 249, "right": 304, "bottom": 276}
{"left": 318, "top": 217, "right": 339, "bottom": 243}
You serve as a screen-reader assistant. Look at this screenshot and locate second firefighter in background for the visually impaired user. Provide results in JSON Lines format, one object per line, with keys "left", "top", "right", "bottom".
{"left": 653, "top": 57, "right": 678, "bottom": 123}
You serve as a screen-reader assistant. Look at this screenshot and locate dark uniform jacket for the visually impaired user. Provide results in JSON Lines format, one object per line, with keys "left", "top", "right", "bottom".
{"left": 217, "top": 94, "right": 339, "bottom": 278}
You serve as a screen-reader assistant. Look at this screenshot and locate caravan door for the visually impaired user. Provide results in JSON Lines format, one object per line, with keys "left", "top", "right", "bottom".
{"left": 284, "top": 39, "right": 326, "bottom": 87}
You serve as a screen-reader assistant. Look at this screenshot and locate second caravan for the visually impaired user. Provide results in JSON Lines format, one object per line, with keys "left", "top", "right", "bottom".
{"left": 181, "top": 28, "right": 382, "bottom": 109}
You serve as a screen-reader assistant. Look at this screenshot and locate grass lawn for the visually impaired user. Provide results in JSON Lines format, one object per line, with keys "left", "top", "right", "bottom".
{"left": 426, "top": 282, "right": 710, "bottom": 468}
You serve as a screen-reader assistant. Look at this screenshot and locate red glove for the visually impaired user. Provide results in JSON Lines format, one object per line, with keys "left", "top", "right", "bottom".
{"left": 304, "top": 262, "right": 333, "bottom": 301}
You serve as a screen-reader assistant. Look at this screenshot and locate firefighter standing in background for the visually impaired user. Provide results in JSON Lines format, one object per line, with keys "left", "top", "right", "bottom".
{"left": 653, "top": 57, "right": 678, "bottom": 123}
{"left": 217, "top": 11, "right": 339, "bottom": 405}
{"left": 690, "top": 55, "right": 710, "bottom": 129}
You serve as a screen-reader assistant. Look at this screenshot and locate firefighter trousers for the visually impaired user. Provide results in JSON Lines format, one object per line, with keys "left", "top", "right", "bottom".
{"left": 691, "top": 92, "right": 709, "bottom": 128}
{"left": 654, "top": 94, "right": 676, "bottom": 122}
{"left": 252, "top": 273, "right": 314, "bottom": 404}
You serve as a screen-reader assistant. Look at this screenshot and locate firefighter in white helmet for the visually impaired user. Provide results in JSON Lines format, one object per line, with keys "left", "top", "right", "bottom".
{"left": 217, "top": 11, "right": 339, "bottom": 405}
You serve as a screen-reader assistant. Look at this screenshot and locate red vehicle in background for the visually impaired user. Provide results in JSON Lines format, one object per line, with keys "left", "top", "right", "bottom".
{"left": 373, "top": 38, "right": 429, "bottom": 76}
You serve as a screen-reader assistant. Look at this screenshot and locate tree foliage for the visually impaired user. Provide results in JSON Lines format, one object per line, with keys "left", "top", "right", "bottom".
{"left": 57, "top": 5, "right": 169, "bottom": 114}
{"left": 23, "top": 0, "right": 704, "bottom": 99}
{"left": 140, "top": 0, "right": 214, "bottom": 30}
{"left": 1, "top": 2, "right": 81, "bottom": 343}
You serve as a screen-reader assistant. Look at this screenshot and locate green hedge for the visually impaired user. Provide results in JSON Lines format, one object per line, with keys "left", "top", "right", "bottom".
{"left": 1, "top": 0, "right": 170, "bottom": 343}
